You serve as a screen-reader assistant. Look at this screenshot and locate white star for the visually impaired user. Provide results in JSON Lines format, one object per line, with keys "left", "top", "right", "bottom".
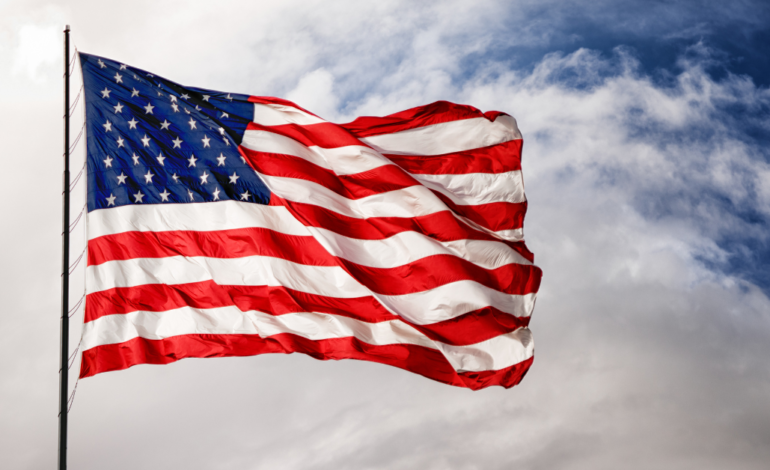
{"left": 117, "top": 172, "right": 127, "bottom": 184}
{"left": 218, "top": 127, "right": 225, "bottom": 135}
{"left": 133, "top": 74, "right": 139, "bottom": 80}
{"left": 120, "top": 64, "right": 127, "bottom": 70}
{"left": 113, "top": 102, "right": 123, "bottom": 113}
{"left": 97, "top": 59, "right": 106, "bottom": 69}
{"left": 103, "top": 156, "right": 113, "bottom": 168}
{"left": 221, "top": 112, "right": 229, "bottom": 119}
{"left": 212, "top": 187, "right": 220, "bottom": 200}
{"left": 216, "top": 153, "right": 227, "bottom": 166}
{"left": 195, "top": 105, "right": 201, "bottom": 111}
{"left": 172, "top": 173, "right": 180, "bottom": 182}
{"left": 240, "top": 190, "right": 250, "bottom": 200}
{"left": 188, "top": 154, "right": 197, "bottom": 167}
{"left": 169, "top": 95, "right": 177, "bottom": 103}
{"left": 132, "top": 153, "right": 141, "bottom": 165}
{"left": 188, "top": 118, "right": 197, "bottom": 130}
{"left": 229, "top": 172, "right": 240, "bottom": 184}
{"left": 159, "top": 189, "right": 171, "bottom": 202}
{"left": 144, "top": 170, "right": 155, "bottom": 183}
{"left": 102, "top": 120, "right": 112, "bottom": 132}
{"left": 171, "top": 103, "right": 180, "bottom": 113}
{"left": 116, "top": 136, "right": 125, "bottom": 147}
{"left": 141, "top": 134, "right": 151, "bottom": 147}
{"left": 202, "top": 135, "right": 211, "bottom": 148}
{"left": 157, "top": 91, "right": 163, "bottom": 97}
{"left": 127, "top": 118, "right": 138, "bottom": 129}
{"left": 114, "top": 73, "right": 123, "bottom": 84}
{"left": 188, "top": 189, "right": 195, "bottom": 201}
{"left": 223, "top": 137, "right": 230, "bottom": 146}
{"left": 202, "top": 95, "right": 210, "bottom": 102}
{"left": 106, "top": 193, "right": 116, "bottom": 206}
{"left": 133, "top": 191, "right": 145, "bottom": 203}
{"left": 144, "top": 102, "right": 155, "bottom": 114}
{"left": 184, "top": 108, "right": 191, "bottom": 115}
{"left": 172, "top": 137, "right": 183, "bottom": 148}
{"left": 147, "top": 73, "right": 154, "bottom": 77}
{"left": 181, "top": 93, "right": 190, "bottom": 100}
{"left": 240, "top": 155, "right": 247, "bottom": 164}
{"left": 160, "top": 120, "right": 171, "bottom": 130}
{"left": 131, "top": 88, "right": 140, "bottom": 97}
{"left": 101, "top": 88, "right": 111, "bottom": 99}
{"left": 156, "top": 153, "right": 165, "bottom": 165}
{"left": 226, "top": 93, "right": 233, "bottom": 101}
{"left": 200, "top": 171, "right": 210, "bottom": 184}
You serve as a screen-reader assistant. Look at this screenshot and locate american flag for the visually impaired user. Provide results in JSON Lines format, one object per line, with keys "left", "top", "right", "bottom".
{"left": 80, "top": 52, "right": 542, "bottom": 390}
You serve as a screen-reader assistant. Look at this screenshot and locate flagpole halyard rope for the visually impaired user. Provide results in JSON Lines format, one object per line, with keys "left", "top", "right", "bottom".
{"left": 66, "top": 378, "right": 80, "bottom": 413}
{"left": 69, "top": 162, "right": 86, "bottom": 192}
{"left": 66, "top": 203, "right": 87, "bottom": 233}
{"left": 68, "top": 124, "right": 85, "bottom": 154}
{"left": 68, "top": 86, "right": 83, "bottom": 116}
{"left": 65, "top": 50, "right": 77, "bottom": 77}
{"left": 68, "top": 291, "right": 86, "bottom": 318}
{"left": 68, "top": 245, "right": 87, "bottom": 275}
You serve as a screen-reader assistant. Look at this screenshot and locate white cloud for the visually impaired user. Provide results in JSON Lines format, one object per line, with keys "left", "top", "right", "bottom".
{"left": 1, "top": 1, "right": 769, "bottom": 469}
{"left": 11, "top": 23, "right": 61, "bottom": 82}
{"left": 286, "top": 68, "right": 339, "bottom": 121}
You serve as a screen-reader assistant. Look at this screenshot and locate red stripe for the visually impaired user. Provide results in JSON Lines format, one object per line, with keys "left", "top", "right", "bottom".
{"left": 85, "top": 282, "right": 396, "bottom": 323}
{"left": 87, "top": 228, "right": 336, "bottom": 267}
{"left": 338, "top": 254, "right": 541, "bottom": 296}
{"left": 246, "top": 121, "right": 364, "bottom": 149}
{"left": 277, "top": 196, "right": 536, "bottom": 262}
{"left": 243, "top": 142, "right": 526, "bottom": 233}
{"left": 432, "top": 192, "right": 528, "bottom": 233}
{"left": 79, "top": 333, "right": 534, "bottom": 390}
{"left": 85, "top": 282, "right": 530, "bottom": 346}
{"left": 384, "top": 139, "right": 522, "bottom": 175}
{"left": 242, "top": 147, "right": 419, "bottom": 199}
{"left": 340, "top": 100, "right": 510, "bottom": 138}
{"left": 89, "top": 226, "right": 539, "bottom": 299}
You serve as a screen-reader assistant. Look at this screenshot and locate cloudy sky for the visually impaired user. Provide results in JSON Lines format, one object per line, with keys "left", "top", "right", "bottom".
{"left": 2, "top": 0, "right": 769, "bottom": 468}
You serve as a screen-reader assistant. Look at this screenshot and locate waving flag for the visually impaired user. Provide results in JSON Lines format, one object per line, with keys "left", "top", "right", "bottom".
{"left": 79, "top": 52, "right": 542, "bottom": 390}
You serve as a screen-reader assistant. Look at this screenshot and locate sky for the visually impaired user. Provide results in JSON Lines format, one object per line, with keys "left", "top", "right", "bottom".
{"left": 1, "top": 0, "right": 769, "bottom": 468}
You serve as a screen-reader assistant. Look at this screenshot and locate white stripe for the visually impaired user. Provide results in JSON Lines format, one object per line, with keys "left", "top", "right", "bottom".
{"left": 257, "top": 172, "right": 524, "bottom": 241}
{"left": 87, "top": 201, "right": 309, "bottom": 240}
{"left": 415, "top": 171, "right": 526, "bottom": 205}
{"left": 258, "top": 172, "right": 447, "bottom": 219}
{"left": 308, "top": 226, "right": 532, "bottom": 269}
{"left": 252, "top": 102, "right": 325, "bottom": 126}
{"left": 87, "top": 188, "right": 523, "bottom": 247}
{"left": 81, "top": 305, "right": 534, "bottom": 372}
{"left": 376, "top": 283, "right": 536, "bottom": 326}
{"left": 259, "top": 172, "right": 525, "bottom": 242}
{"left": 86, "top": 256, "right": 369, "bottom": 297}
{"left": 243, "top": 130, "right": 525, "bottom": 205}
{"left": 494, "top": 228, "right": 525, "bottom": 241}
{"left": 361, "top": 115, "right": 522, "bottom": 156}
{"left": 242, "top": 129, "right": 392, "bottom": 175}
{"left": 87, "top": 256, "right": 536, "bottom": 325}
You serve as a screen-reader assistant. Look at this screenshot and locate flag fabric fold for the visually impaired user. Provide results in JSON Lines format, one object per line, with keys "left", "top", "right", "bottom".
{"left": 79, "top": 52, "right": 542, "bottom": 390}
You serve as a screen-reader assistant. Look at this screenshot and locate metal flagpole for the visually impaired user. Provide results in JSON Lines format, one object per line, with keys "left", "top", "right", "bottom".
{"left": 59, "top": 23, "right": 71, "bottom": 470}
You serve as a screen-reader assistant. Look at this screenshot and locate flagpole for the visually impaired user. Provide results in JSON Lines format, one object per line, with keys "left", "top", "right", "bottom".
{"left": 59, "top": 23, "right": 71, "bottom": 470}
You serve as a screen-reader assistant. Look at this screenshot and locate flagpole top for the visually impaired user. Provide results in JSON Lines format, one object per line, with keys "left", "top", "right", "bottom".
{"left": 64, "top": 25, "right": 70, "bottom": 32}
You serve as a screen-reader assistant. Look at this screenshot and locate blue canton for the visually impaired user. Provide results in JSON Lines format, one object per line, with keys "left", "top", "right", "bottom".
{"left": 81, "top": 52, "right": 271, "bottom": 212}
